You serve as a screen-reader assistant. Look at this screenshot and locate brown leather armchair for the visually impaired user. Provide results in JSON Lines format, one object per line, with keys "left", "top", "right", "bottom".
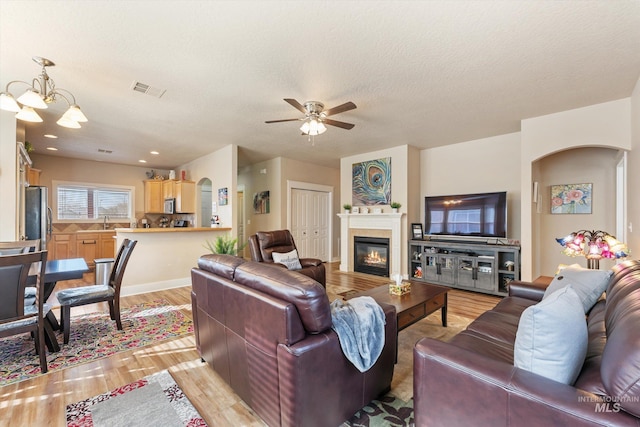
{"left": 248, "top": 230, "right": 326, "bottom": 286}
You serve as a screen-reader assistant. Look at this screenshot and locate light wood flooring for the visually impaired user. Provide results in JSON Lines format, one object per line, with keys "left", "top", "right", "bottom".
{"left": 0, "top": 262, "right": 500, "bottom": 427}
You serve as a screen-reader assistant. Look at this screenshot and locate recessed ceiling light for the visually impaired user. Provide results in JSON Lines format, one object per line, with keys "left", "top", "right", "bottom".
{"left": 46, "top": 147, "right": 58, "bottom": 151}
{"left": 139, "top": 159, "right": 147, "bottom": 163}
{"left": 150, "top": 151, "right": 159, "bottom": 155}
{"left": 44, "top": 134, "right": 58, "bottom": 139}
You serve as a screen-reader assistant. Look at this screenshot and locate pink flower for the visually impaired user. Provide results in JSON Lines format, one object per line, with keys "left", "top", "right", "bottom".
{"left": 552, "top": 197, "right": 564, "bottom": 207}
{"left": 564, "top": 189, "right": 584, "bottom": 203}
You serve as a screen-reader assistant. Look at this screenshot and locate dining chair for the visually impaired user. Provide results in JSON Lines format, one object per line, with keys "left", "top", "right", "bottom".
{"left": 0, "top": 250, "right": 49, "bottom": 373}
{"left": 56, "top": 239, "right": 137, "bottom": 344}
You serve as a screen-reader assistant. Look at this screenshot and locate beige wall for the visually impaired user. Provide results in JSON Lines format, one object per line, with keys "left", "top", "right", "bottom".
{"left": 629, "top": 77, "right": 640, "bottom": 258}
{"left": 521, "top": 98, "right": 632, "bottom": 279}
{"left": 340, "top": 145, "right": 419, "bottom": 275}
{"left": 420, "top": 132, "right": 522, "bottom": 241}
{"left": 537, "top": 147, "right": 619, "bottom": 274}
{"left": 179, "top": 144, "right": 237, "bottom": 232}
{"left": 29, "top": 153, "right": 170, "bottom": 224}
{"left": 0, "top": 113, "right": 19, "bottom": 240}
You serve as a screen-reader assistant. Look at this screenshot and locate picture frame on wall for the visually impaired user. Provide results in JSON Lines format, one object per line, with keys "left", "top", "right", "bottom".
{"left": 412, "top": 223, "right": 424, "bottom": 240}
{"left": 550, "top": 183, "right": 592, "bottom": 214}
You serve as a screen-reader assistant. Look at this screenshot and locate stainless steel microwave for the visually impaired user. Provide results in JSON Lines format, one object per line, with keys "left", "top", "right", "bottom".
{"left": 164, "top": 198, "right": 175, "bottom": 214}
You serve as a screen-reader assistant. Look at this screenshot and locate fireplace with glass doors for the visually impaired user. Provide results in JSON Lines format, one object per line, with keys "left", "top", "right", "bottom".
{"left": 353, "top": 236, "right": 390, "bottom": 277}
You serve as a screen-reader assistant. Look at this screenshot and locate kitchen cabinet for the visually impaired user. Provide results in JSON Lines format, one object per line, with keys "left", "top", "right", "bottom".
{"left": 49, "top": 233, "right": 76, "bottom": 260}
{"left": 76, "top": 233, "right": 100, "bottom": 268}
{"left": 100, "top": 232, "right": 116, "bottom": 258}
{"left": 144, "top": 180, "right": 164, "bottom": 213}
{"left": 162, "top": 179, "right": 175, "bottom": 199}
{"left": 27, "top": 166, "right": 41, "bottom": 186}
{"left": 175, "top": 180, "right": 195, "bottom": 213}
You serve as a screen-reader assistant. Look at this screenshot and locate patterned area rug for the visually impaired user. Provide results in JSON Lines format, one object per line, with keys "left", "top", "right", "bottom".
{"left": 343, "top": 395, "right": 414, "bottom": 427}
{"left": 0, "top": 300, "right": 193, "bottom": 387}
{"left": 65, "top": 369, "right": 207, "bottom": 427}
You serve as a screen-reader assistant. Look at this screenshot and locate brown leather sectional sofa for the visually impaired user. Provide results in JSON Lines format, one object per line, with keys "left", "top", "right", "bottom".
{"left": 414, "top": 259, "right": 640, "bottom": 426}
{"left": 191, "top": 254, "right": 397, "bottom": 427}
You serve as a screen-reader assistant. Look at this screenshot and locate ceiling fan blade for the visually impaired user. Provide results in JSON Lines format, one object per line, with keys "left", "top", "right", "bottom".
{"left": 324, "top": 118, "right": 355, "bottom": 130}
{"left": 324, "top": 101, "right": 357, "bottom": 116}
{"left": 265, "top": 118, "right": 301, "bottom": 123}
{"left": 283, "top": 98, "right": 307, "bottom": 114}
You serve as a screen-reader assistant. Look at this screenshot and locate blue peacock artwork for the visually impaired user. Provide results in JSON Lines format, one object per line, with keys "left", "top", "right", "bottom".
{"left": 352, "top": 158, "right": 391, "bottom": 205}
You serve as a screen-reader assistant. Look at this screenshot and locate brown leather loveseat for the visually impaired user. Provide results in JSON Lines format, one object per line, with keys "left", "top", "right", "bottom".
{"left": 191, "top": 254, "right": 397, "bottom": 426}
{"left": 414, "top": 260, "right": 640, "bottom": 426}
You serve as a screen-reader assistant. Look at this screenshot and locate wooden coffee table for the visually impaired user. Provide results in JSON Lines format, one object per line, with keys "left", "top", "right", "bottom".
{"left": 348, "top": 280, "right": 448, "bottom": 331}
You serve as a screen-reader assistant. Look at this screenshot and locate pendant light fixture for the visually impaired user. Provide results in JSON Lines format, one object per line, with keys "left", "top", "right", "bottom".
{"left": 0, "top": 56, "right": 88, "bottom": 128}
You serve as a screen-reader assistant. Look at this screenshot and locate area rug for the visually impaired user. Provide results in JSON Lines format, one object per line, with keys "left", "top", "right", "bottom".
{"left": 65, "top": 369, "right": 207, "bottom": 427}
{"left": 0, "top": 300, "right": 193, "bottom": 387}
{"left": 343, "top": 395, "right": 413, "bottom": 427}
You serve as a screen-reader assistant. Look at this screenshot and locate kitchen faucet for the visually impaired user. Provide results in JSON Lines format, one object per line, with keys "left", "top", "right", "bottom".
{"left": 103, "top": 215, "right": 109, "bottom": 230}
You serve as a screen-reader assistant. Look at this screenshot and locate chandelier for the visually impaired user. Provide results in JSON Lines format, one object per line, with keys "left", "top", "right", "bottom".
{"left": 556, "top": 230, "right": 629, "bottom": 269}
{"left": 0, "top": 56, "right": 88, "bottom": 128}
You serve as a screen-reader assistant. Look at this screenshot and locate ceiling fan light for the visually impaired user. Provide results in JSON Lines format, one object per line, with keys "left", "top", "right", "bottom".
{"left": 63, "top": 104, "right": 88, "bottom": 122}
{"left": 17, "top": 89, "right": 48, "bottom": 109}
{"left": 317, "top": 122, "right": 327, "bottom": 134}
{"left": 0, "top": 92, "right": 21, "bottom": 112}
{"left": 15, "top": 106, "right": 43, "bottom": 122}
{"left": 57, "top": 116, "right": 81, "bottom": 128}
{"left": 300, "top": 121, "right": 310, "bottom": 134}
{"left": 308, "top": 119, "right": 320, "bottom": 136}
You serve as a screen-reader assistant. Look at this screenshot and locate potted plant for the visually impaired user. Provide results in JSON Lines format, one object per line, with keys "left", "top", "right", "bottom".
{"left": 390, "top": 202, "right": 402, "bottom": 213}
{"left": 204, "top": 235, "right": 246, "bottom": 256}
{"left": 343, "top": 204, "right": 352, "bottom": 214}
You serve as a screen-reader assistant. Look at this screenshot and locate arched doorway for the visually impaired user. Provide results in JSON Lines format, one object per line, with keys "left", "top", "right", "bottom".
{"left": 198, "top": 178, "right": 213, "bottom": 227}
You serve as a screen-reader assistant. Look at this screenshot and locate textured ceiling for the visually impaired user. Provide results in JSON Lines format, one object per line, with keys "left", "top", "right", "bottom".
{"left": 1, "top": 1, "right": 639, "bottom": 169}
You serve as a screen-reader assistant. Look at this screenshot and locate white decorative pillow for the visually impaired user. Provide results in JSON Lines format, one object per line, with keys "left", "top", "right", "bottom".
{"left": 272, "top": 249, "right": 302, "bottom": 270}
{"left": 543, "top": 265, "right": 612, "bottom": 313}
{"left": 514, "top": 286, "right": 587, "bottom": 385}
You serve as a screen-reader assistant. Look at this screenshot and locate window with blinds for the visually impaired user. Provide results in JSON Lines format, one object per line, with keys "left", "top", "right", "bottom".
{"left": 54, "top": 182, "right": 133, "bottom": 221}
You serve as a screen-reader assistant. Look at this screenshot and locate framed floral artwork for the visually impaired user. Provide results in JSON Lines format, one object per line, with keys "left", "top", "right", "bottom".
{"left": 550, "top": 183, "right": 592, "bottom": 214}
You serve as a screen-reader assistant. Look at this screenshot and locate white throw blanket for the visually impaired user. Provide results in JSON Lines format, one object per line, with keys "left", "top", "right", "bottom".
{"left": 330, "top": 296, "right": 386, "bottom": 372}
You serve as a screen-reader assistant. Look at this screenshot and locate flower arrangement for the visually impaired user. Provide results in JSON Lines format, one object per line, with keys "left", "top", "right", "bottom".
{"left": 390, "top": 202, "right": 401, "bottom": 209}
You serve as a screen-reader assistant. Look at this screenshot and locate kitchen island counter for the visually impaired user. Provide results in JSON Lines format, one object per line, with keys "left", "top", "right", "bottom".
{"left": 114, "top": 227, "right": 237, "bottom": 295}
{"left": 114, "top": 227, "right": 231, "bottom": 233}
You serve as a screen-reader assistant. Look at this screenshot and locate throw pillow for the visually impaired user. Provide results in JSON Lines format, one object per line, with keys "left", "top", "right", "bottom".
{"left": 514, "top": 286, "right": 587, "bottom": 385}
{"left": 543, "top": 265, "right": 612, "bottom": 313}
{"left": 272, "top": 249, "right": 303, "bottom": 270}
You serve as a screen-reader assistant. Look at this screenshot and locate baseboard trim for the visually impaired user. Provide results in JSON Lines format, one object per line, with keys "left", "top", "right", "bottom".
{"left": 120, "top": 277, "right": 190, "bottom": 297}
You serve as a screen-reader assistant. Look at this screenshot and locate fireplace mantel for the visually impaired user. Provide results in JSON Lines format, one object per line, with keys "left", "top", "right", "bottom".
{"left": 338, "top": 213, "right": 405, "bottom": 276}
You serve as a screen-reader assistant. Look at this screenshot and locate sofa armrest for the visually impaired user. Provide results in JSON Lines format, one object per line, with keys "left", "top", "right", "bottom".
{"left": 508, "top": 280, "right": 549, "bottom": 301}
{"left": 276, "top": 303, "right": 396, "bottom": 427}
{"left": 299, "top": 258, "right": 323, "bottom": 267}
{"left": 414, "top": 338, "right": 639, "bottom": 426}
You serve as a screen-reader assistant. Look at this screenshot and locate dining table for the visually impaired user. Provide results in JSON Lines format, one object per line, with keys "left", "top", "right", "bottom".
{"left": 28, "top": 257, "right": 89, "bottom": 352}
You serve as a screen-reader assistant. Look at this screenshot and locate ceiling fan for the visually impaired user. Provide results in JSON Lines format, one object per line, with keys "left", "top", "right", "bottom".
{"left": 265, "top": 98, "right": 357, "bottom": 137}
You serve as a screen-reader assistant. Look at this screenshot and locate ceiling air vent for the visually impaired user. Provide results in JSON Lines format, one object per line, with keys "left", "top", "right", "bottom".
{"left": 131, "top": 81, "right": 166, "bottom": 98}
{"left": 98, "top": 148, "right": 113, "bottom": 154}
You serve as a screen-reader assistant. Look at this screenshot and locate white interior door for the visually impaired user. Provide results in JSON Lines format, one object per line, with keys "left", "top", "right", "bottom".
{"left": 291, "top": 188, "right": 330, "bottom": 261}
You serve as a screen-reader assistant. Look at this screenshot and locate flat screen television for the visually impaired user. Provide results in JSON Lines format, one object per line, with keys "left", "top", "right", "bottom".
{"left": 425, "top": 191, "right": 507, "bottom": 238}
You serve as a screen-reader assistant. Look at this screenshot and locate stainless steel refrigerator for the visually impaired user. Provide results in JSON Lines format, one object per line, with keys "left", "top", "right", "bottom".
{"left": 25, "top": 186, "right": 52, "bottom": 248}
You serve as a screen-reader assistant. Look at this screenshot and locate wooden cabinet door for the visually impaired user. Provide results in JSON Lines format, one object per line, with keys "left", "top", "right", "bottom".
{"left": 27, "top": 167, "right": 41, "bottom": 186}
{"left": 144, "top": 180, "right": 163, "bottom": 213}
{"left": 50, "top": 233, "right": 76, "bottom": 260}
{"left": 100, "top": 233, "right": 116, "bottom": 259}
{"left": 175, "top": 181, "right": 195, "bottom": 213}
{"left": 77, "top": 233, "right": 99, "bottom": 268}
{"left": 162, "top": 180, "right": 175, "bottom": 199}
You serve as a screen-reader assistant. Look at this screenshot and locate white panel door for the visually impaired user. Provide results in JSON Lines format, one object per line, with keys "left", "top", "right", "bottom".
{"left": 291, "top": 188, "right": 330, "bottom": 261}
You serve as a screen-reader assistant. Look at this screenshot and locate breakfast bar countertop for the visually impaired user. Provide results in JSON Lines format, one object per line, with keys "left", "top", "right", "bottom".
{"left": 114, "top": 227, "right": 231, "bottom": 233}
